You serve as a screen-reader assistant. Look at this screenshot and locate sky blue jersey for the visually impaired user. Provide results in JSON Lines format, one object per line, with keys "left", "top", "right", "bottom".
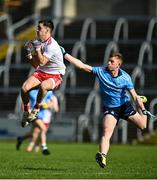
{"left": 92, "top": 66, "right": 134, "bottom": 108}
{"left": 29, "top": 90, "right": 54, "bottom": 110}
{"left": 29, "top": 90, "right": 54, "bottom": 121}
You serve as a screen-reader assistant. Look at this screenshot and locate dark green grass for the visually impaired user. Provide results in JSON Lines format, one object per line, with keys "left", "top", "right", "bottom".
{"left": 0, "top": 140, "right": 157, "bottom": 179}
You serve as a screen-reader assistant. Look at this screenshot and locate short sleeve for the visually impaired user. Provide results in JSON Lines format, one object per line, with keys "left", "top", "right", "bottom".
{"left": 125, "top": 75, "right": 134, "bottom": 90}
{"left": 92, "top": 66, "right": 99, "bottom": 74}
{"left": 43, "top": 44, "right": 55, "bottom": 59}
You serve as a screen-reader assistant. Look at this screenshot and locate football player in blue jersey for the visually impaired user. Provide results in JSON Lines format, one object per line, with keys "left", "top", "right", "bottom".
{"left": 16, "top": 89, "right": 59, "bottom": 155}
{"left": 63, "top": 50, "right": 154, "bottom": 168}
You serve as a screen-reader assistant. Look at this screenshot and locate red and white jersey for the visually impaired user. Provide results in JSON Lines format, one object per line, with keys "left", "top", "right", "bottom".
{"left": 37, "top": 37, "right": 66, "bottom": 75}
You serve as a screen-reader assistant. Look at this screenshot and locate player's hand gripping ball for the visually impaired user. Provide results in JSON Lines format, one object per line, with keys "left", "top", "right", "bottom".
{"left": 32, "top": 39, "right": 42, "bottom": 51}
{"left": 139, "top": 96, "right": 147, "bottom": 103}
{"left": 24, "top": 41, "right": 36, "bottom": 57}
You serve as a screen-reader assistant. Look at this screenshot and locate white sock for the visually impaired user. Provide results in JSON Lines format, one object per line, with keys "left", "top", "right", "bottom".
{"left": 41, "top": 144, "right": 47, "bottom": 150}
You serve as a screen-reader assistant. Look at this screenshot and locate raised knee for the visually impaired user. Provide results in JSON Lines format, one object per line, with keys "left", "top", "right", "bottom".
{"left": 139, "top": 124, "right": 147, "bottom": 130}
{"left": 21, "top": 83, "right": 29, "bottom": 93}
{"left": 40, "top": 82, "right": 46, "bottom": 90}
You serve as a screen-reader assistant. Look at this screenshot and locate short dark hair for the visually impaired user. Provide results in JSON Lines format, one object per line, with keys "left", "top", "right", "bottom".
{"left": 38, "top": 20, "right": 54, "bottom": 33}
{"left": 110, "top": 52, "right": 123, "bottom": 64}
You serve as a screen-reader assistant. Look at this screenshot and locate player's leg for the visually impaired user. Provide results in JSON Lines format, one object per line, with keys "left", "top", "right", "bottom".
{"left": 26, "top": 126, "right": 40, "bottom": 152}
{"left": 34, "top": 138, "right": 40, "bottom": 152}
{"left": 27, "top": 79, "right": 54, "bottom": 122}
{"left": 37, "top": 78, "right": 55, "bottom": 106}
{"left": 21, "top": 75, "right": 40, "bottom": 127}
{"left": 38, "top": 120, "right": 50, "bottom": 155}
{"left": 21, "top": 75, "right": 40, "bottom": 108}
{"left": 96, "top": 114, "right": 117, "bottom": 168}
{"left": 116, "top": 99, "right": 146, "bottom": 130}
{"left": 126, "top": 97, "right": 147, "bottom": 129}
{"left": 100, "top": 115, "right": 117, "bottom": 154}
{"left": 127, "top": 112, "right": 147, "bottom": 130}
{"left": 28, "top": 74, "right": 62, "bottom": 122}
{"left": 16, "top": 131, "right": 32, "bottom": 150}
{"left": 34, "top": 119, "right": 50, "bottom": 155}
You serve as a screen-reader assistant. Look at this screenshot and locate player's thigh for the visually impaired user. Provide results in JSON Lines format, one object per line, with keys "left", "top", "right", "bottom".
{"left": 22, "top": 75, "right": 40, "bottom": 90}
{"left": 127, "top": 112, "right": 145, "bottom": 129}
{"left": 40, "top": 79, "right": 54, "bottom": 90}
{"left": 33, "top": 126, "right": 40, "bottom": 135}
{"left": 34, "top": 119, "right": 46, "bottom": 131}
{"left": 102, "top": 114, "right": 117, "bottom": 136}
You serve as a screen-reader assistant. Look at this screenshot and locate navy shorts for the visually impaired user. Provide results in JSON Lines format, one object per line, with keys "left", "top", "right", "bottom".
{"left": 103, "top": 101, "right": 136, "bottom": 121}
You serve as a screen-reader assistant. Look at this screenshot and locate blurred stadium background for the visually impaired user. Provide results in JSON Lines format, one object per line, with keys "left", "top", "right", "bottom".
{"left": 0, "top": 0, "right": 157, "bottom": 144}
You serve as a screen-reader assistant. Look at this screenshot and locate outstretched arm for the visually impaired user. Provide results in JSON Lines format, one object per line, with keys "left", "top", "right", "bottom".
{"left": 64, "top": 53, "right": 92, "bottom": 73}
{"left": 129, "top": 89, "right": 155, "bottom": 120}
{"left": 129, "top": 89, "right": 145, "bottom": 111}
{"left": 41, "top": 95, "right": 59, "bottom": 113}
{"left": 48, "top": 96, "right": 59, "bottom": 112}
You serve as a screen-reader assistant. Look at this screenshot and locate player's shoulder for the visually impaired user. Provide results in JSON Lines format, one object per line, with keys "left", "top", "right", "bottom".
{"left": 46, "top": 37, "right": 60, "bottom": 50}
{"left": 50, "top": 37, "right": 59, "bottom": 46}
{"left": 120, "top": 69, "right": 132, "bottom": 83}
{"left": 92, "top": 66, "right": 106, "bottom": 72}
{"left": 120, "top": 68, "right": 130, "bottom": 77}
{"left": 45, "top": 37, "right": 56, "bottom": 45}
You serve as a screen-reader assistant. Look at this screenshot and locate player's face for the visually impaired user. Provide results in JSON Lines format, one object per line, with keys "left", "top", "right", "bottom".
{"left": 107, "top": 57, "right": 121, "bottom": 71}
{"left": 36, "top": 23, "right": 49, "bottom": 41}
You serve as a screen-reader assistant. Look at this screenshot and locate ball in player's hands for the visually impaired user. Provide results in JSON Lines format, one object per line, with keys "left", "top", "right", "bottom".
{"left": 24, "top": 41, "right": 34, "bottom": 52}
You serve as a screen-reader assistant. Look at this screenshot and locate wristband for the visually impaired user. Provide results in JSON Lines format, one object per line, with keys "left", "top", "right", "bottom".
{"left": 142, "top": 109, "right": 155, "bottom": 119}
{"left": 142, "top": 109, "right": 147, "bottom": 115}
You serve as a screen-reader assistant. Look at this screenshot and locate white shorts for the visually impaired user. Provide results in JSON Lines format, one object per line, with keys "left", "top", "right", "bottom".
{"left": 37, "top": 109, "right": 52, "bottom": 124}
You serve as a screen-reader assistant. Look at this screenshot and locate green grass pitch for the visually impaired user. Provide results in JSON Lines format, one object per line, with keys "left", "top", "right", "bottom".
{"left": 0, "top": 140, "right": 157, "bottom": 179}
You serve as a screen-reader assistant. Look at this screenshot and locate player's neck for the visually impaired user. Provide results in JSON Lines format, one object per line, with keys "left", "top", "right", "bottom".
{"left": 41, "top": 35, "right": 51, "bottom": 43}
{"left": 110, "top": 69, "right": 119, "bottom": 77}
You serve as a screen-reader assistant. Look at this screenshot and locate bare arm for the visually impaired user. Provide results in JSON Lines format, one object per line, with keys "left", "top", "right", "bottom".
{"left": 31, "top": 40, "right": 49, "bottom": 66}
{"left": 129, "top": 89, "right": 145, "bottom": 111}
{"left": 26, "top": 53, "right": 48, "bottom": 68}
{"left": 42, "top": 96, "right": 59, "bottom": 113}
{"left": 47, "top": 96, "right": 59, "bottom": 112}
{"left": 25, "top": 40, "right": 49, "bottom": 67}
{"left": 26, "top": 56, "right": 39, "bottom": 68}
{"left": 64, "top": 53, "right": 92, "bottom": 73}
{"left": 34, "top": 51, "right": 49, "bottom": 66}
